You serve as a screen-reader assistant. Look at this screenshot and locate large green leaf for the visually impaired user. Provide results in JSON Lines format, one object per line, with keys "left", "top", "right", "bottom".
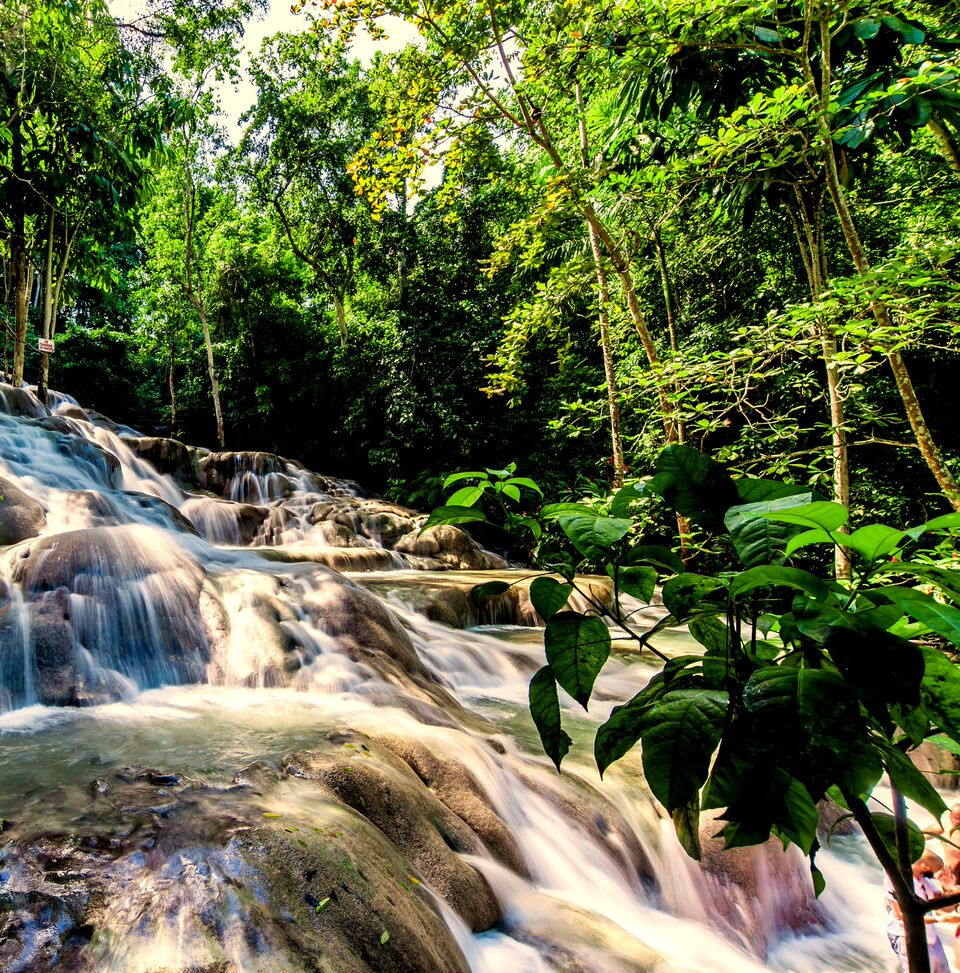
{"left": 743, "top": 666, "right": 857, "bottom": 735}
{"left": 906, "top": 512, "right": 960, "bottom": 541}
{"left": 529, "top": 576, "right": 572, "bottom": 619}
{"left": 662, "top": 573, "right": 726, "bottom": 620}
{"left": 442, "top": 470, "right": 485, "bottom": 490}
{"left": 608, "top": 564, "right": 657, "bottom": 602}
{"left": 472, "top": 580, "right": 511, "bottom": 599}
{"left": 625, "top": 545, "right": 684, "bottom": 575}
{"left": 504, "top": 476, "right": 543, "bottom": 496}
{"left": 529, "top": 666, "right": 572, "bottom": 771}
{"left": 643, "top": 444, "right": 739, "bottom": 531}
{"left": 882, "top": 744, "right": 947, "bottom": 819}
{"left": 541, "top": 502, "right": 596, "bottom": 520}
{"left": 729, "top": 566, "right": 830, "bottom": 602}
{"left": 446, "top": 485, "right": 484, "bottom": 507}
{"left": 775, "top": 775, "right": 820, "bottom": 854}
{"left": 758, "top": 501, "right": 849, "bottom": 533}
{"left": 873, "top": 563, "right": 960, "bottom": 605}
{"left": 870, "top": 811, "right": 926, "bottom": 865}
{"left": 544, "top": 612, "right": 611, "bottom": 709}
{"left": 640, "top": 689, "right": 728, "bottom": 809}
{"left": 420, "top": 506, "right": 489, "bottom": 531}
{"left": 558, "top": 515, "right": 632, "bottom": 561}
{"left": 735, "top": 478, "right": 815, "bottom": 504}
{"left": 884, "top": 588, "right": 960, "bottom": 645}
{"left": 920, "top": 645, "right": 960, "bottom": 741}
{"left": 725, "top": 493, "right": 815, "bottom": 567}
{"left": 610, "top": 482, "right": 644, "bottom": 518}
{"left": 595, "top": 677, "right": 665, "bottom": 776}
{"left": 845, "top": 524, "right": 906, "bottom": 564}
{"left": 672, "top": 799, "right": 702, "bottom": 860}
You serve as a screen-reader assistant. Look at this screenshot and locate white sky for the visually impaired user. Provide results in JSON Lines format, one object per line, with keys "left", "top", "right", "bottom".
{"left": 111, "top": 0, "right": 420, "bottom": 137}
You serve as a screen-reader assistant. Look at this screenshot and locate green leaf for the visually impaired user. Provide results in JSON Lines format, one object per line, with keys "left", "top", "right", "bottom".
{"left": 595, "top": 678, "right": 666, "bottom": 776}
{"left": 920, "top": 645, "right": 960, "bottom": 740}
{"left": 725, "top": 493, "right": 814, "bottom": 567}
{"left": 906, "top": 512, "right": 960, "bottom": 541}
{"left": 759, "top": 501, "right": 849, "bottom": 533}
{"left": 544, "top": 612, "right": 611, "bottom": 708}
{"left": 610, "top": 482, "right": 644, "bottom": 518}
{"left": 529, "top": 576, "right": 572, "bottom": 619}
{"left": 558, "top": 515, "right": 632, "bottom": 561}
{"left": 775, "top": 775, "right": 819, "bottom": 853}
{"left": 845, "top": 525, "right": 906, "bottom": 564}
{"left": 501, "top": 484, "right": 521, "bottom": 502}
{"left": 625, "top": 545, "right": 684, "bottom": 574}
{"left": 672, "top": 798, "right": 702, "bottom": 860}
{"left": 885, "top": 589, "right": 960, "bottom": 644}
{"left": 753, "top": 25, "right": 780, "bottom": 43}
{"left": 420, "top": 506, "right": 488, "bottom": 531}
{"left": 729, "top": 566, "right": 830, "bottom": 602}
{"left": 541, "top": 502, "right": 596, "bottom": 520}
{"left": 529, "top": 666, "right": 572, "bottom": 771}
{"left": 505, "top": 476, "right": 543, "bottom": 496}
{"left": 662, "top": 573, "right": 726, "bottom": 620}
{"left": 735, "top": 479, "right": 816, "bottom": 504}
{"left": 380, "top": 930, "right": 390, "bottom": 945}
{"left": 609, "top": 565, "right": 657, "bottom": 602}
{"left": 643, "top": 445, "right": 739, "bottom": 531}
{"left": 870, "top": 811, "right": 925, "bottom": 864}
{"left": 314, "top": 897, "right": 331, "bottom": 914}
{"left": 853, "top": 17, "right": 880, "bottom": 39}
{"left": 743, "top": 666, "right": 857, "bottom": 736}
{"left": 446, "top": 486, "right": 484, "bottom": 507}
{"left": 472, "top": 580, "right": 511, "bottom": 599}
{"left": 882, "top": 744, "right": 947, "bottom": 819}
{"left": 640, "top": 689, "right": 728, "bottom": 809}
{"left": 442, "top": 470, "right": 485, "bottom": 490}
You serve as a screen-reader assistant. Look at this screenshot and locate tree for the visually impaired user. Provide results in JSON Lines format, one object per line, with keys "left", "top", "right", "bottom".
{"left": 241, "top": 35, "right": 377, "bottom": 348}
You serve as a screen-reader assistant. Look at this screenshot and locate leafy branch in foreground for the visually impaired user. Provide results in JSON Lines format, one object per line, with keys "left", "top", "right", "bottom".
{"left": 430, "top": 443, "right": 960, "bottom": 973}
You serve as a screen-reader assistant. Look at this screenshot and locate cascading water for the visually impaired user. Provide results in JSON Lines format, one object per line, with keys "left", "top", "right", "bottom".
{"left": 0, "top": 383, "right": 907, "bottom": 972}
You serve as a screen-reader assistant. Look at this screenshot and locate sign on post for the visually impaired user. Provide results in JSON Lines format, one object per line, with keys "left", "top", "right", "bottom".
{"left": 38, "top": 338, "right": 55, "bottom": 354}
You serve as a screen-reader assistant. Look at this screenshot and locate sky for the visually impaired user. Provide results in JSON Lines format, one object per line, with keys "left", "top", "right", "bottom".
{"left": 111, "top": 0, "right": 420, "bottom": 137}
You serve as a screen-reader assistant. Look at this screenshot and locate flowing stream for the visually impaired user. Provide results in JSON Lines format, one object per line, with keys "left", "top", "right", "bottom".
{"left": 0, "top": 383, "right": 907, "bottom": 972}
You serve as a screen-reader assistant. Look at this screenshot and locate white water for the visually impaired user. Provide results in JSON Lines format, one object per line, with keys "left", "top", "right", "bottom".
{"left": 0, "top": 384, "right": 912, "bottom": 972}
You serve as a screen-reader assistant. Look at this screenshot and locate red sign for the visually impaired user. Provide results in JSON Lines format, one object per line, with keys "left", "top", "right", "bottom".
{"left": 38, "top": 338, "right": 55, "bottom": 354}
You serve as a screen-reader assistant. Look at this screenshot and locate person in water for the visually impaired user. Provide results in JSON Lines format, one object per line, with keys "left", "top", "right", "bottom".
{"left": 885, "top": 848, "right": 952, "bottom": 973}
{"left": 928, "top": 804, "right": 960, "bottom": 885}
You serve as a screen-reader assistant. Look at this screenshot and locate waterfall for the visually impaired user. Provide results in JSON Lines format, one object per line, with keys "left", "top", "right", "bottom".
{"left": 0, "top": 382, "right": 898, "bottom": 973}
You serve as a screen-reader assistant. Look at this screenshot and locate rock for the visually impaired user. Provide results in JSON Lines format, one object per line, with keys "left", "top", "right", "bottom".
{"left": 30, "top": 588, "right": 78, "bottom": 706}
{"left": 697, "top": 809, "right": 824, "bottom": 958}
{"left": 0, "top": 384, "right": 48, "bottom": 419}
{"left": 284, "top": 744, "right": 503, "bottom": 932}
{"left": 52, "top": 436, "right": 120, "bottom": 488}
{"left": 376, "top": 734, "right": 529, "bottom": 877}
{"left": 0, "top": 475, "right": 46, "bottom": 545}
{"left": 64, "top": 490, "right": 124, "bottom": 528}
{"left": 236, "top": 503, "right": 269, "bottom": 544}
{"left": 0, "top": 763, "right": 473, "bottom": 973}
{"left": 122, "top": 492, "right": 198, "bottom": 535}
{"left": 8, "top": 526, "right": 215, "bottom": 699}
{"left": 911, "top": 739, "right": 960, "bottom": 790}
{"left": 121, "top": 436, "right": 198, "bottom": 484}
{"left": 394, "top": 525, "right": 509, "bottom": 571}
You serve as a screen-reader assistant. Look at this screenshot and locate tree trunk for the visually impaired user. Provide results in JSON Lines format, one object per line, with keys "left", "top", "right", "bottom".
{"left": 812, "top": 6, "right": 960, "bottom": 510}
{"left": 652, "top": 228, "right": 686, "bottom": 444}
{"left": 575, "top": 81, "right": 625, "bottom": 486}
{"left": 35, "top": 210, "right": 54, "bottom": 405}
{"left": 331, "top": 293, "right": 349, "bottom": 349}
{"left": 587, "top": 223, "right": 626, "bottom": 488}
{"left": 199, "top": 308, "right": 224, "bottom": 449}
{"left": 929, "top": 112, "right": 960, "bottom": 174}
{"left": 168, "top": 341, "right": 178, "bottom": 436}
{"left": 788, "top": 199, "right": 851, "bottom": 577}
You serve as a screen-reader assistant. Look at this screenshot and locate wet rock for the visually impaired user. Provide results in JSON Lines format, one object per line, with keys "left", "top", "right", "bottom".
{"left": 64, "top": 490, "right": 124, "bottom": 528}
{"left": 0, "top": 765, "right": 473, "bottom": 973}
{"left": 8, "top": 526, "right": 214, "bottom": 699}
{"left": 817, "top": 797, "right": 857, "bottom": 844}
{"left": 911, "top": 739, "right": 960, "bottom": 790}
{"left": 121, "top": 436, "right": 198, "bottom": 485}
{"left": 0, "top": 384, "right": 49, "bottom": 419}
{"left": 31, "top": 588, "right": 77, "bottom": 706}
{"left": 697, "top": 809, "right": 824, "bottom": 958}
{"left": 235, "top": 503, "right": 269, "bottom": 545}
{"left": 284, "top": 746, "right": 502, "bottom": 932}
{"left": 394, "top": 525, "right": 509, "bottom": 570}
{"left": 377, "top": 734, "right": 529, "bottom": 877}
{"left": 0, "top": 475, "right": 46, "bottom": 546}
{"left": 516, "top": 764, "right": 655, "bottom": 887}
{"left": 52, "top": 437, "right": 120, "bottom": 488}
{"left": 122, "top": 492, "right": 198, "bottom": 535}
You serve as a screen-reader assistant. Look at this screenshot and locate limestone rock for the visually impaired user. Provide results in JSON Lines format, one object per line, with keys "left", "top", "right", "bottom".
{"left": 0, "top": 474, "right": 46, "bottom": 546}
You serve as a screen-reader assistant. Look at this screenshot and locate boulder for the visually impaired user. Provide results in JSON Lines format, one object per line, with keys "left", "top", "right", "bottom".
{"left": 121, "top": 436, "right": 198, "bottom": 484}
{"left": 394, "top": 525, "right": 509, "bottom": 570}
{"left": 0, "top": 384, "right": 48, "bottom": 419}
{"left": 284, "top": 743, "right": 503, "bottom": 932}
{"left": 911, "top": 739, "right": 960, "bottom": 790}
{"left": 0, "top": 765, "right": 473, "bottom": 973}
{"left": 0, "top": 474, "right": 46, "bottom": 545}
